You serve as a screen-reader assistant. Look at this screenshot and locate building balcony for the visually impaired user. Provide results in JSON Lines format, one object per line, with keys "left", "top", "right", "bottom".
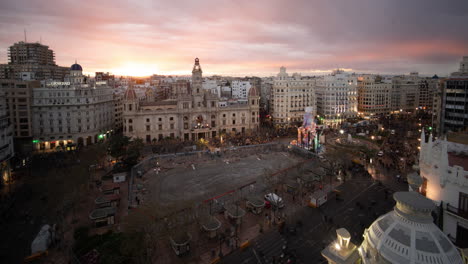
{"left": 446, "top": 204, "right": 468, "bottom": 221}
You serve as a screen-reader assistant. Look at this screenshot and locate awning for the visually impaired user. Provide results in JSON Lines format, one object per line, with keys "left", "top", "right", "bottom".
{"left": 89, "top": 207, "right": 116, "bottom": 220}
{"left": 246, "top": 196, "right": 265, "bottom": 208}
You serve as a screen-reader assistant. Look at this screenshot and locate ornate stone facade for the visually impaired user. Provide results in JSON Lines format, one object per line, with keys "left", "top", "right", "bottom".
{"left": 122, "top": 58, "right": 260, "bottom": 142}
{"left": 419, "top": 130, "right": 468, "bottom": 247}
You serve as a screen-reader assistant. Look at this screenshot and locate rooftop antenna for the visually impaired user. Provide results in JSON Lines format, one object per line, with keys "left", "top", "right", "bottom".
{"left": 24, "top": 28, "right": 27, "bottom": 42}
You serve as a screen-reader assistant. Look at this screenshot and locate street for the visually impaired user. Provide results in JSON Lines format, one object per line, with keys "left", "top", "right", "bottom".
{"left": 222, "top": 162, "right": 408, "bottom": 263}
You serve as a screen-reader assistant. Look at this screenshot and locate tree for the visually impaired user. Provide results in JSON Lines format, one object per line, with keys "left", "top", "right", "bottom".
{"left": 107, "top": 135, "right": 130, "bottom": 159}
{"left": 123, "top": 138, "right": 144, "bottom": 166}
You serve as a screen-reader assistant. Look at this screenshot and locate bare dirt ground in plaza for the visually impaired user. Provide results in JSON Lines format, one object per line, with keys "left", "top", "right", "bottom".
{"left": 142, "top": 151, "right": 306, "bottom": 206}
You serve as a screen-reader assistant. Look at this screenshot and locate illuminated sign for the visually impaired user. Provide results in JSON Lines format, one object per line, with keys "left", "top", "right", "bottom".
{"left": 48, "top": 81, "right": 70, "bottom": 86}
{"left": 95, "top": 81, "right": 107, "bottom": 85}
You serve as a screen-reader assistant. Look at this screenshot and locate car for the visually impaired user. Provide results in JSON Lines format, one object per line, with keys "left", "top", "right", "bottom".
{"left": 264, "top": 193, "right": 285, "bottom": 208}
{"left": 377, "top": 151, "right": 384, "bottom": 157}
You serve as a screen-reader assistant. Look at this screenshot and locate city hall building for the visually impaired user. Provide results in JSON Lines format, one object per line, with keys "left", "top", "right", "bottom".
{"left": 122, "top": 58, "right": 260, "bottom": 142}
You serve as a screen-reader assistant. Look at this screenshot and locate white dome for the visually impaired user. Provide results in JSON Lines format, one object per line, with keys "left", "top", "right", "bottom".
{"left": 359, "top": 192, "right": 463, "bottom": 264}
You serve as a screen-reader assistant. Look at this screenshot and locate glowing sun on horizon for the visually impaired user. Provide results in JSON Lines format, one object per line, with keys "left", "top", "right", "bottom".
{"left": 110, "top": 62, "right": 159, "bottom": 77}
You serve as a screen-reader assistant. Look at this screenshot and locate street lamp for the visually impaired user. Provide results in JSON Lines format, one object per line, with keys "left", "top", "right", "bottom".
{"left": 339, "top": 129, "right": 344, "bottom": 135}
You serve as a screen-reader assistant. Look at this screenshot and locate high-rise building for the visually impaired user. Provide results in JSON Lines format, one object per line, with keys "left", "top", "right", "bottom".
{"left": 440, "top": 56, "right": 468, "bottom": 133}
{"left": 270, "top": 67, "right": 316, "bottom": 127}
{"left": 31, "top": 63, "right": 115, "bottom": 150}
{"left": 0, "top": 89, "right": 14, "bottom": 186}
{"left": 122, "top": 58, "right": 260, "bottom": 142}
{"left": 0, "top": 41, "right": 68, "bottom": 80}
{"left": 8, "top": 41, "right": 56, "bottom": 65}
{"left": 315, "top": 69, "right": 357, "bottom": 127}
{"left": 357, "top": 75, "right": 392, "bottom": 116}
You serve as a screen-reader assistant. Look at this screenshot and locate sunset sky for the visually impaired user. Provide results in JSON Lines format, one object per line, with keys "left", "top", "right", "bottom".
{"left": 1, "top": 0, "right": 467, "bottom": 77}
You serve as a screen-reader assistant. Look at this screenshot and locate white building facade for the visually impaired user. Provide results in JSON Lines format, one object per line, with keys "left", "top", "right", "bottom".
{"left": 231, "top": 80, "right": 252, "bottom": 100}
{"left": 419, "top": 131, "right": 468, "bottom": 248}
{"left": 271, "top": 67, "right": 316, "bottom": 126}
{"left": 32, "top": 63, "right": 115, "bottom": 150}
{"left": 315, "top": 70, "right": 358, "bottom": 127}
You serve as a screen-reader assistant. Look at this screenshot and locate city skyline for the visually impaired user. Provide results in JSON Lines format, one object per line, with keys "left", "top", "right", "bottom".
{"left": 1, "top": 0, "right": 468, "bottom": 77}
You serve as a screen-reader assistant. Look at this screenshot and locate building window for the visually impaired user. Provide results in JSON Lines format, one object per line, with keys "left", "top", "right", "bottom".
{"left": 146, "top": 125, "right": 150, "bottom": 131}
{"left": 223, "top": 120, "right": 226, "bottom": 125}
{"left": 184, "top": 123, "right": 188, "bottom": 129}
{"left": 146, "top": 135, "right": 151, "bottom": 143}
{"left": 211, "top": 121, "right": 215, "bottom": 127}
{"left": 232, "top": 120, "right": 236, "bottom": 125}
{"left": 158, "top": 118, "right": 162, "bottom": 122}
{"left": 146, "top": 118, "right": 150, "bottom": 122}
{"left": 170, "top": 117, "right": 174, "bottom": 121}
{"left": 183, "top": 103, "right": 189, "bottom": 109}
{"left": 129, "top": 126, "right": 133, "bottom": 132}
{"left": 170, "top": 124, "right": 174, "bottom": 129}
{"left": 211, "top": 101, "right": 215, "bottom": 107}
{"left": 129, "top": 119, "right": 133, "bottom": 123}
{"left": 129, "top": 104, "right": 132, "bottom": 111}
{"left": 158, "top": 124, "right": 162, "bottom": 130}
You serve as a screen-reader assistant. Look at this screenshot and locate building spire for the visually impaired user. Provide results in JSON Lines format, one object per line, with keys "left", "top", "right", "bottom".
{"left": 24, "top": 28, "right": 27, "bottom": 42}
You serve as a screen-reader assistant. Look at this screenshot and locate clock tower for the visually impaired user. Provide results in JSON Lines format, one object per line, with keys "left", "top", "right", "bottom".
{"left": 192, "top": 58, "right": 203, "bottom": 94}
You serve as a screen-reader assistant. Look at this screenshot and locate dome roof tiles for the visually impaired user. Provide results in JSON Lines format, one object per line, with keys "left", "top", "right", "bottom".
{"left": 361, "top": 192, "right": 463, "bottom": 264}
{"left": 248, "top": 86, "right": 259, "bottom": 97}
{"left": 124, "top": 88, "right": 137, "bottom": 101}
{"left": 71, "top": 63, "right": 83, "bottom": 71}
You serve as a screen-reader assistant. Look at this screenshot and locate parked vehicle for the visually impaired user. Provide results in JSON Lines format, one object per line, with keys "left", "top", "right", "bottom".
{"left": 264, "top": 193, "right": 285, "bottom": 208}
